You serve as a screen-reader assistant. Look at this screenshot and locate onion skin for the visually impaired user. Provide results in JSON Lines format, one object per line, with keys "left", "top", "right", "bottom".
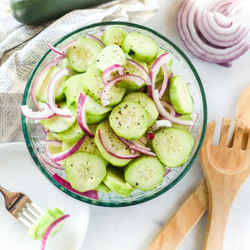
{"left": 86, "top": 34, "right": 105, "bottom": 48}
{"left": 21, "top": 105, "right": 55, "bottom": 120}
{"left": 102, "top": 64, "right": 125, "bottom": 85}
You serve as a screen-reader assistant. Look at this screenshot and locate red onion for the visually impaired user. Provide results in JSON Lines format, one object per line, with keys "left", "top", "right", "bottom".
{"left": 138, "top": 135, "right": 147, "bottom": 145}
{"left": 21, "top": 105, "right": 55, "bottom": 120}
{"left": 98, "top": 129, "right": 140, "bottom": 159}
{"left": 118, "top": 136, "right": 151, "bottom": 152}
{"left": 158, "top": 64, "right": 169, "bottom": 98}
{"left": 86, "top": 34, "right": 105, "bottom": 48}
{"left": 53, "top": 173, "right": 99, "bottom": 199}
{"left": 101, "top": 74, "right": 146, "bottom": 106}
{"left": 51, "top": 135, "right": 87, "bottom": 162}
{"left": 31, "top": 56, "right": 65, "bottom": 110}
{"left": 153, "top": 90, "right": 194, "bottom": 126}
{"left": 54, "top": 40, "right": 77, "bottom": 60}
{"left": 129, "top": 145, "right": 156, "bottom": 157}
{"left": 155, "top": 120, "right": 172, "bottom": 128}
{"left": 148, "top": 53, "right": 171, "bottom": 98}
{"left": 147, "top": 131, "right": 155, "bottom": 140}
{"left": 40, "top": 139, "right": 62, "bottom": 147}
{"left": 160, "top": 100, "right": 176, "bottom": 116}
{"left": 102, "top": 64, "right": 125, "bottom": 85}
{"left": 126, "top": 59, "right": 151, "bottom": 84}
{"left": 177, "top": 0, "right": 250, "bottom": 65}
{"left": 164, "top": 168, "right": 170, "bottom": 177}
{"left": 47, "top": 68, "right": 72, "bottom": 118}
{"left": 77, "top": 93, "right": 95, "bottom": 138}
{"left": 48, "top": 44, "right": 65, "bottom": 56}
{"left": 40, "top": 153, "right": 65, "bottom": 170}
{"left": 40, "top": 214, "right": 70, "bottom": 250}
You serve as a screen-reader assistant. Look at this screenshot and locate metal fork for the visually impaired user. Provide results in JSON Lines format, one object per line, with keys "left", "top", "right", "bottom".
{"left": 0, "top": 185, "right": 43, "bottom": 228}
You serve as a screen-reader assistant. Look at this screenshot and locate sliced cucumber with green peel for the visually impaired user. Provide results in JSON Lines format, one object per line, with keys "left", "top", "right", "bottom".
{"left": 95, "top": 45, "right": 126, "bottom": 71}
{"left": 95, "top": 120, "right": 132, "bottom": 167}
{"left": 103, "top": 27, "right": 128, "bottom": 47}
{"left": 28, "top": 208, "right": 64, "bottom": 240}
{"left": 65, "top": 152, "right": 106, "bottom": 192}
{"left": 46, "top": 132, "right": 62, "bottom": 154}
{"left": 124, "top": 155, "right": 164, "bottom": 191}
{"left": 95, "top": 182, "right": 111, "bottom": 193}
{"left": 152, "top": 128, "right": 194, "bottom": 167}
{"left": 63, "top": 74, "right": 85, "bottom": 106}
{"left": 103, "top": 166, "right": 134, "bottom": 197}
{"left": 169, "top": 76, "right": 193, "bottom": 115}
{"left": 109, "top": 101, "right": 149, "bottom": 140}
{"left": 58, "top": 58, "right": 74, "bottom": 76}
{"left": 67, "top": 37, "right": 103, "bottom": 73}
{"left": 51, "top": 121, "right": 84, "bottom": 143}
{"left": 122, "top": 32, "right": 159, "bottom": 62}
{"left": 82, "top": 64, "right": 125, "bottom": 106}
{"left": 36, "top": 66, "right": 66, "bottom": 103}
{"left": 41, "top": 102, "right": 76, "bottom": 133}
{"left": 122, "top": 93, "right": 158, "bottom": 127}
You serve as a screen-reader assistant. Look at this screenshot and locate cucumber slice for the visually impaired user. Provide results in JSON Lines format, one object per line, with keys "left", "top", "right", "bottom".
{"left": 124, "top": 155, "right": 164, "bottom": 191}
{"left": 172, "top": 115, "right": 192, "bottom": 131}
{"left": 122, "top": 32, "right": 159, "bottom": 62}
{"left": 36, "top": 66, "right": 66, "bottom": 103}
{"left": 147, "top": 48, "right": 172, "bottom": 88}
{"left": 68, "top": 103, "right": 108, "bottom": 124}
{"left": 51, "top": 121, "right": 84, "bottom": 143}
{"left": 152, "top": 128, "right": 194, "bottom": 167}
{"left": 58, "top": 58, "right": 74, "bottom": 76}
{"left": 95, "top": 182, "right": 111, "bottom": 193}
{"left": 95, "top": 45, "right": 126, "bottom": 72}
{"left": 67, "top": 37, "right": 103, "bottom": 73}
{"left": 46, "top": 132, "right": 62, "bottom": 154}
{"left": 63, "top": 74, "right": 85, "bottom": 106}
{"left": 103, "top": 166, "right": 134, "bottom": 197}
{"left": 41, "top": 102, "right": 76, "bottom": 133}
{"left": 103, "top": 27, "right": 128, "bottom": 47}
{"left": 65, "top": 152, "right": 106, "bottom": 192}
{"left": 28, "top": 208, "right": 64, "bottom": 240}
{"left": 82, "top": 64, "right": 125, "bottom": 106}
{"left": 122, "top": 93, "right": 159, "bottom": 127}
{"left": 169, "top": 76, "right": 193, "bottom": 115}
{"left": 95, "top": 120, "right": 132, "bottom": 167}
{"left": 109, "top": 101, "right": 149, "bottom": 140}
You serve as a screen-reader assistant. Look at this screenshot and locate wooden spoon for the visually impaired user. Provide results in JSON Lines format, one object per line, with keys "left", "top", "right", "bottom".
{"left": 149, "top": 86, "right": 250, "bottom": 250}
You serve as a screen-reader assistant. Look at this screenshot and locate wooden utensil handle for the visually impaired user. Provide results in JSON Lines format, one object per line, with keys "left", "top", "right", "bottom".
{"left": 149, "top": 180, "right": 208, "bottom": 250}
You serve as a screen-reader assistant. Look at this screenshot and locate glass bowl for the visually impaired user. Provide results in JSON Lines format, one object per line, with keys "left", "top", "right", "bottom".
{"left": 22, "top": 21, "right": 207, "bottom": 207}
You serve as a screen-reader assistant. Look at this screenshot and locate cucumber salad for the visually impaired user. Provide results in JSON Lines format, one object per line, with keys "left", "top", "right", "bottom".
{"left": 22, "top": 26, "right": 197, "bottom": 198}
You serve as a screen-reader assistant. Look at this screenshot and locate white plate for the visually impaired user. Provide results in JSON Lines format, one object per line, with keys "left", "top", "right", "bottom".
{"left": 0, "top": 143, "right": 89, "bottom": 250}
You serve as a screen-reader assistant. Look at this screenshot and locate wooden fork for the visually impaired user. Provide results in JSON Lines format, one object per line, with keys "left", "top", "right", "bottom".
{"left": 200, "top": 118, "right": 250, "bottom": 250}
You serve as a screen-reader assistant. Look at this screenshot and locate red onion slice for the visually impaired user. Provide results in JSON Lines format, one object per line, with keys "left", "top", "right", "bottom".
{"left": 101, "top": 74, "right": 146, "bottom": 106}
{"left": 40, "top": 139, "right": 62, "bottom": 147}
{"left": 158, "top": 64, "right": 169, "bottom": 98}
{"left": 164, "top": 168, "right": 170, "bottom": 176}
{"left": 53, "top": 174, "right": 99, "bottom": 199}
{"left": 149, "top": 53, "right": 171, "bottom": 98}
{"left": 129, "top": 145, "right": 156, "bottom": 157}
{"left": 21, "top": 105, "right": 55, "bottom": 120}
{"left": 86, "top": 34, "right": 105, "bottom": 48}
{"left": 54, "top": 40, "right": 77, "bottom": 60}
{"left": 40, "top": 214, "right": 70, "bottom": 250}
{"left": 118, "top": 136, "right": 151, "bottom": 153}
{"left": 31, "top": 56, "right": 65, "bottom": 110}
{"left": 51, "top": 135, "right": 87, "bottom": 163}
{"left": 48, "top": 44, "right": 65, "bottom": 56}
{"left": 77, "top": 93, "right": 95, "bottom": 138}
{"left": 155, "top": 120, "right": 172, "bottom": 128}
{"left": 126, "top": 59, "right": 151, "bottom": 84}
{"left": 102, "top": 64, "right": 125, "bottom": 85}
{"left": 160, "top": 101, "right": 176, "bottom": 116}
{"left": 177, "top": 0, "right": 250, "bottom": 65}
{"left": 153, "top": 90, "right": 194, "bottom": 126}
{"left": 47, "top": 68, "right": 72, "bottom": 118}
{"left": 98, "top": 129, "right": 140, "bottom": 159}
{"left": 40, "top": 153, "right": 65, "bottom": 170}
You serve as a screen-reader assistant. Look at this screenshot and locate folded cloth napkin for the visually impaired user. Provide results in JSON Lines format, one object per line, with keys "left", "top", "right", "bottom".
{"left": 0, "top": 0, "right": 159, "bottom": 143}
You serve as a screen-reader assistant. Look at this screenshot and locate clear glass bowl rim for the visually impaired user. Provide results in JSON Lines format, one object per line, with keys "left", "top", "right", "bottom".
{"left": 22, "top": 21, "right": 207, "bottom": 207}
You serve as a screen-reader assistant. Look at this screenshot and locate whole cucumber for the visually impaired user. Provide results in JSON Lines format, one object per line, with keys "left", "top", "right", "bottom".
{"left": 10, "top": 0, "right": 113, "bottom": 25}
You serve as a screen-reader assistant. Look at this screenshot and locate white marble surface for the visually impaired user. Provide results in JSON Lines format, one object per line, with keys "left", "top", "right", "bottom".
{"left": 12, "top": 0, "right": 250, "bottom": 249}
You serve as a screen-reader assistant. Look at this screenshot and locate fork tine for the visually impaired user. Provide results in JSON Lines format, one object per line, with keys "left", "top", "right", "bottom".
{"left": 218, "top": 118, "right": 231, "bottom": 146}
{"left": 18, "top": 212, "right": 34, "bottom": 228}
{"left": 26, "top": 202, "right": 43, "bottom": 217}
{"left": 231, "top": 120, "right": 245, "bottom": 149}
